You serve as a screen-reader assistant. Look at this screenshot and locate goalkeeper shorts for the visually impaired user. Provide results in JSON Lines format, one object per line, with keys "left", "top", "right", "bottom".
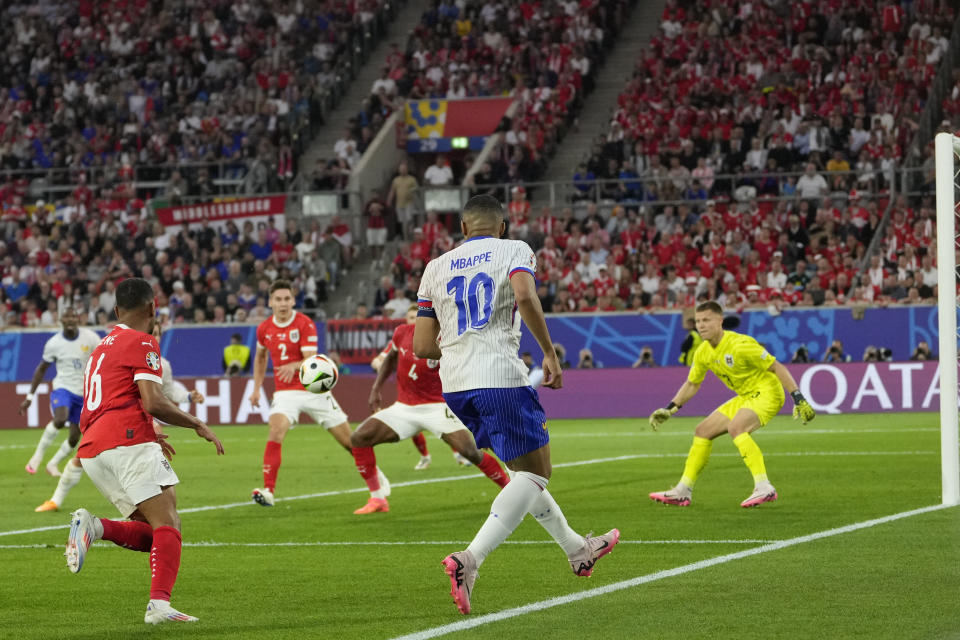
{"left": 716, "top": 382, "right": 785, "bottom": 426}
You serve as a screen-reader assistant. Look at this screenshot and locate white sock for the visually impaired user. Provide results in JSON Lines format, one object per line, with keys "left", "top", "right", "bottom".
{"left": 48, "top": 436, "right": 75, "bottom": 467}
{"left": 466, "top": 471, "right": 547, "bottom": 567}
{"left": 51, "top": 462, "right": 83, "bottom": 507}
{"left": 529, "top": 489, "right": 585, "bottom": 555}
{"left": 30, "top": 421, "right": 58, "bottom": 463}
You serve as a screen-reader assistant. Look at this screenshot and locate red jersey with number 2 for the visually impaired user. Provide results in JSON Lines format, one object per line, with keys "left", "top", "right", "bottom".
{"left": 77, "top": 324, "right": 164, "bottom": 459}
{"left": 257, "top": 312, "right": 318, "bottom": 391}
{"left": 390, "top": 324, "right": 443, "bottom": 405}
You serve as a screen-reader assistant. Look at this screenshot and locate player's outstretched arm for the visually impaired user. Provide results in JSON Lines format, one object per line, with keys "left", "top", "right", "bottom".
{"left": 510, "top": 271, "right": 562, "bottom": 389}
{"left": 138, "top": 380, "right": 225, "bottom": 454}
{"left": 369, "top": 349, "right": 398, "bottom": 412}
{"left": 413, "top": 317, "right": 442, "bottom": 360}
{"left": 250, "top": 346, "right": 269, "bottom": 406}
{"left": 18, "top": 360, "right": 51, "bottom": 415}
{"left": 771, "top": 361, "right": 815, "bottom": 424}
{"left": 649, "top": 380, "right": 700, "bottom": 430}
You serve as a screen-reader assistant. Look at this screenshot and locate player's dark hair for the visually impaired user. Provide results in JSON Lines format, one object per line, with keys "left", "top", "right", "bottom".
{"left": 695, "top": 300, "right": 724, "bottom": 316}
{"left": 115, "top": 278, "right": 154, "bottom": 310}
{"left": 269, "top": 279, "right": 293, "bottom": 296}
{"left": 462, "top": 194, "right": 504, "bottom": 223}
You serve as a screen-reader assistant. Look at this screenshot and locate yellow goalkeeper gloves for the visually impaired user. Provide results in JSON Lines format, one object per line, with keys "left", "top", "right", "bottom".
{"left": 791, "top": 390, "right": 816, "bottom": 424}
{"left": 649, "top": 402, "right": 680, "bottom": 431}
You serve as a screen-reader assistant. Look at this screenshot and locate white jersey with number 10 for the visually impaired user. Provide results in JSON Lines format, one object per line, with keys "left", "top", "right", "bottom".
{"left": 418, "top": 236, "right": 537, "bottom": 393}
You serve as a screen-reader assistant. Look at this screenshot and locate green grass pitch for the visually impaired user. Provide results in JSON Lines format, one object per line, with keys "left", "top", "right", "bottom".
{"left": 0, "top": 413, "right": 958, "bottom": 639}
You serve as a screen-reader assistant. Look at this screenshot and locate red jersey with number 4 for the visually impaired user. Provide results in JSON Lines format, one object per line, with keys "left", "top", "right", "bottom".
{"left": 257, "top": 312, "right": 318, "bottom": 391}
{"left": 77, "top": 324, "right": 164, "bottom": 459}
{"left": 389, "top": 324, "right": 443, "bottom": 405}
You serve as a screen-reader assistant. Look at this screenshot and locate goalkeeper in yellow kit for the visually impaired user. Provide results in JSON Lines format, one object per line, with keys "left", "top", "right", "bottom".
{"left": 648, "top": 301, "right": 816, "bottom": 508}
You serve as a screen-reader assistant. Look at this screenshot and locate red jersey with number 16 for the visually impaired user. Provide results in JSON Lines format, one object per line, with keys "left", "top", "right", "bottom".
{"left": 389, "top": 324, "right": 443, "bottom": 405}
{"left": 257, "top": 311, "right": 318, "bottom": 391}
{"left": 77, "top": 324, "right": 164, "bottom": 459}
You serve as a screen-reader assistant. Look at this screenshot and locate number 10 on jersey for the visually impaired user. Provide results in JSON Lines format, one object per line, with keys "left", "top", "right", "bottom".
{"left": 447, "top": 272, "right": 495, "bottom": 335}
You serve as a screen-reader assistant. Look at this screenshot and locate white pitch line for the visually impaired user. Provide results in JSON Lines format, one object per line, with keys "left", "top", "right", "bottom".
{"left": 0, "top": 450, "right": 938, "bottom": 539}
{"left": 389, "top": 503, "right": 955, "bottom": 640}
{"left": 0, "top": 538, "right": 777, "bottom": 551}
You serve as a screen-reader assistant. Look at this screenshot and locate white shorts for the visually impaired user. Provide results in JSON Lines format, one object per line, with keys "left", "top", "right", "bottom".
{"left": 271, "top": 389, "right": 349, "bottom": 427}
{"left": 373, "top": 402, "right": 467, "bottom": 440}
{"left": 366, "top": 227, "right": 387, "bottom": 247}
{"left": 81, "top": 442, "right": 179, "bottom": 518}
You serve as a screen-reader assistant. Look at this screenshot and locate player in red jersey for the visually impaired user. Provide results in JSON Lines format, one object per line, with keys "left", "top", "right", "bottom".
{"left": 350, "top": 305, "right": 510, "bottom": 514}
{"left": 65, "top": 278, "right": 224, "bottom": 625}
{"left": 371, "top": 341, "right": 434, "bottom": 469}
{"left": 248, "top": 280, "right": 389, "bottom": 507}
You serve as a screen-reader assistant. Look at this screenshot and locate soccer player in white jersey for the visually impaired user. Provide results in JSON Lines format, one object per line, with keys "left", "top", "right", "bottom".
{"left": 34, "top": 322, "right": 205, "bottom": 512}
{"left": 414, "top": 194, "right": 620, "bottom": 614}
{"left": 19, "top": 308, "right": 101, "bottom": 476}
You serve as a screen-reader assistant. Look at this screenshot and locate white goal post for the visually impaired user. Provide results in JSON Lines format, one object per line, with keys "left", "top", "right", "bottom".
{"left": 933, "top": 132, "right": 960, "bottom": 506}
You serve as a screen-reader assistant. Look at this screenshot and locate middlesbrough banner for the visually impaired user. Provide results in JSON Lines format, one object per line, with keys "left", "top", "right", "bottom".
{"left": 0, "top": 362, "right": 946, "bottom": 429}
{"left": 325, "top": 318, "right": 404, "bottom": 364}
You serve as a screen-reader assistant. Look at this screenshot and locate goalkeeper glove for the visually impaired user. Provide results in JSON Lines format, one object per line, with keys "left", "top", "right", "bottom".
{"left": 649, "top": 402, "right": 680, "bottom": 431}
{"left": 791, "top": 390, "right": 816, "bottom": 424}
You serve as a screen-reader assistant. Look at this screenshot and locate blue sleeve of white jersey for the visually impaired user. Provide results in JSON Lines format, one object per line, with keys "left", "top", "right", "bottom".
{"left": 508, "top": 241, "right": 537, "bottom": 280}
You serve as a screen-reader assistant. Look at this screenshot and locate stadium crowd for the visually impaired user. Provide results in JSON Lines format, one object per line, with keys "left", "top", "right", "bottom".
{"left": 325, "top": 0, "right": 628, "bottom": 187}
{"left": 373, "top": 0, "right": 950, "bottom": 317}
{"left": 0, "top": 0, "right": 387, "bottom": 200}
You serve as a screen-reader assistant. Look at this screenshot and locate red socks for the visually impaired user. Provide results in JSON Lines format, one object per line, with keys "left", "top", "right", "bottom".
{"left": 149, "top": 526, "right": 182, "bottom": 601}
{"left": 100, "top": 518, "right": 153, "bottom": 552}
{"left": 351, "top": 446, "right": 380, "bottom": 492}
{"left": 477, "top": 452, "right": 510, "bottom": 488}
{"left": 412, "top": 432, "right": 429, "bottom": 456}
{"left": 263, "top": 441, "right": 282, "bottom": 491}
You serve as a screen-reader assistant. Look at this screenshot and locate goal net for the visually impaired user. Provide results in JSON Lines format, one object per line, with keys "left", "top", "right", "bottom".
{"left": 934, "top": 132, "right": 960, "bottom": 505}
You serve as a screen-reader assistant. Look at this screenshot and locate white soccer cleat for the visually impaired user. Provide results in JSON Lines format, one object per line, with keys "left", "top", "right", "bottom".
{"left": 144, "top": 601, "right": 198, "bottom": 624}
{"left": 46, "top": 462, "right": 62, "bottom": 477}
{"left": 65, "top": 508, "right": 100, "bottom": 573}
{"left": 252, "top": 488, "right": 275, "bottom": 507}
{"left": 414, "top": 454, "right": 432, "bottom": 470}
{"left": 741, "top": 482, "right": 778, "bottom": 508}
{"left": 453, "top": 452, "right": 473, "bottom": 467}
{"left": 377, "top": 468, "right": 391, "bottom": 497}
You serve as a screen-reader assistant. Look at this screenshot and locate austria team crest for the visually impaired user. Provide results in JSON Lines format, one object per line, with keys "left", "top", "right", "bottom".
{"left": 290, "top": 329, "right": 300, "bottom": 343}
{"left": 146, "top": 352, "right": 161, "bottom": 370}
{"left": 724, "top": 354, "right": 734, "bottom": 367}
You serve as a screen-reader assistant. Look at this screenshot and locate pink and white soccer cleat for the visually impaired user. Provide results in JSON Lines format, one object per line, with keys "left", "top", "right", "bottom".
{"left": 741, "top": 484, "right": 778, "bottom": 508}
{"left": 568, "top": 529, "right": 620, "bottom": 577}
{"left": 649, "top": 486, "right": 692, "bottom": 507}
{"left": 144, "top": 601, "right": 198, "bottom": 624}
{"left": 442, "top": 550, "right": 477, "bottom": 614}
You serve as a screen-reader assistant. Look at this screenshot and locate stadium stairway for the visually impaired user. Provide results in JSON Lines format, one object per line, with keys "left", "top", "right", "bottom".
{"left": 540, "top": 0, "right": 666, "bottom": 192}
{"left": 297, "top": 0, "right": 426, "bottom": 178}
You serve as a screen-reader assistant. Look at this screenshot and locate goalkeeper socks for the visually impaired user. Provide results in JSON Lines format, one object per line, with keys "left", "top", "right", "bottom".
{"left": 476, "top": 452, "right": 510, "bottom": 488}
{"left": 149, "top": 526, "right": 182, "bottom": 601}
{"left": 262, "top": 441, "right": 282, "bottom": 491}
{"left": 51, "top": 461, "right": 83, "bottom": 506}
{"left": 732, "top": 432, "right": 768, "bottom": 484}
{"left": 101, "top": 518, "right": 153, "bottom": 552}
{"left": 680, "top": 436, "right": 713, "bottom": 488}
{"left": 30, "top": 421, "right": 59, "bottom": 462}
{"left": 351, "top": 447, "right": 383, "bottom": 496}
{"left": 530, "top": 489, "right": 585, "bottom": 555}
{"left": 411, "top": 432, "right": 429, "bottom": 456}
{"left": 467, "top": 471, "right": 546, "bottom": 567}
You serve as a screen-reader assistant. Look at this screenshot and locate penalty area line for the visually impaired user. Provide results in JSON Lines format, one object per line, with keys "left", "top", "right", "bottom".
{"left": 388, "top": 503, "right": 955, "bottom": 640}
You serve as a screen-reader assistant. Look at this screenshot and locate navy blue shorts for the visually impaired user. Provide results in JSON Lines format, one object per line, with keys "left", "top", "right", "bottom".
{"left": 50, "top": 388, "right": 83, "bottom": 425}
{"left": 442, "top": 387, "right": 549, "bottom": 462}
